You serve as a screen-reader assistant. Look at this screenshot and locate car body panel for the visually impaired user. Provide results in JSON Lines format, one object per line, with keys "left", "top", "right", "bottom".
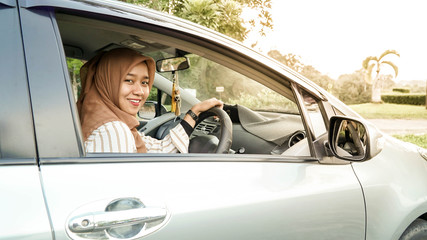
{"left": 17, "top": 4, "right": 368, "bottom": 238}
{"left": 0, "top": 5, "right": 51, "bottom": 237}
{"left": 352, "top": 137, "right": 427, "bottom": 239}
{"left": 40, "top": 159, "right": 365, "bottom": 240}
{"left": 0, "top": 0, "right": 16, "bottom": 7}
{"left": 0, "top": 0, "right": 425, "bottom": 239}
{"left": 0, "top": 165, "right": 52, "bottom": 239}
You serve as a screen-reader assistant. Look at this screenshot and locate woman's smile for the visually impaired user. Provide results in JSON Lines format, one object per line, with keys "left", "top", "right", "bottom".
{"left": 128, "top": 98, "right": 141, "bottom": 106}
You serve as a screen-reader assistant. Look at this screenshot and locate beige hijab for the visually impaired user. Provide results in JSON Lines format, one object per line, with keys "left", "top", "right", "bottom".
{"left": 77, "top": 48, "right": 155, "bottom": 153}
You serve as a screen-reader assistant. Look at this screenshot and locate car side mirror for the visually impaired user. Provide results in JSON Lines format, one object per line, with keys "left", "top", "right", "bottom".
{"left": 138, "top": 101, "right": 156, "bottom": 120}
{"left": 328, "top": 116, "right": 384, "bottom": 161}
{"left": 156, "top": 57, "right": 189, "bottom": 72}
{"left": 137, "top": 101, "right": 168, "bottom": 120}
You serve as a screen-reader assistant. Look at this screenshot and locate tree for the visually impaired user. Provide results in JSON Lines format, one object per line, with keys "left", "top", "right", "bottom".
{"left": 176, "top": 0, "right": 246, "bottom": 41}
{"left": 120, "top": 0, "right": 272, "bottom": 42}
{"left": 267, "top": 50, "right": 303, "bottom": 72}
{"left": 362, "top": 50, "right": 400, "bottom": 103}
{"left": 67, "top": 58, "right": 84, "bottom": 100}
{"left": 268, "top": 50, "right": 334, "bottom": 92}
{"left": 300, "top": 65, "right": 334, "bottom": 92}
{"left": 334, "top": 70, "right": 371, "bottom": 104}
{"left": 119, "top": 0, "right": 273, "bottom": 104}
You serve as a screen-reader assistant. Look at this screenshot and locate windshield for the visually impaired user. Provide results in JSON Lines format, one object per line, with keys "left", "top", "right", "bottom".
{"left": 146, "top": 51, "right": 299, "bottom": 114}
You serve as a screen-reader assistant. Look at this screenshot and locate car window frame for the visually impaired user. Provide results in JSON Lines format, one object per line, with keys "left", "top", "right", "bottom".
{"left": 19, "top": 7, "right": 83, "bottom": 159}
{"left": 49, "top": 8, "right": 325, "bottom": 162}
{"left": 0, "top": 3, "right": 37, "bottom": 163}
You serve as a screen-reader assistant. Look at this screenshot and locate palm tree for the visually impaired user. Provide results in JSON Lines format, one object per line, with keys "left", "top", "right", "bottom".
{"left": 362, "top": 50, "right": 400, "bottom": 103}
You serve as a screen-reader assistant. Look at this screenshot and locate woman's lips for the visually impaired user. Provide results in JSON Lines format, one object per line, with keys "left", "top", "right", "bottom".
{"left": 129, "top": 99, "right": 141, "bottom": 106}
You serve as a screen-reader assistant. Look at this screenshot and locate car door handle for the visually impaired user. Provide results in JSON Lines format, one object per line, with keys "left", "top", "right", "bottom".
{"left": 68, "top": 207, "right": 167, "bottom": 233}
{"left": 66, "top": 197, "right": 170, "bottom": 240}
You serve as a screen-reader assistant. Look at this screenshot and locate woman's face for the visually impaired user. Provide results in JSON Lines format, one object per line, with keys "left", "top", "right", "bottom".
{"left": 118, "top": 62, "right": 150, "bottom": 116}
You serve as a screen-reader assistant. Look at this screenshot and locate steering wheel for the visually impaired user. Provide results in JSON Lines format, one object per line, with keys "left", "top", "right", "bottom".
{"left": 345, "top": 121, "right": 365, "bottom": 156}
{"left": 189, "top": 107, "right": 233, "bottom": 153}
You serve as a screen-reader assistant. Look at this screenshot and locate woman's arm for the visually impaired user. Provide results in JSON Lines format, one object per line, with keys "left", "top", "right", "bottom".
{"left": 85, "top": 121, "right": 136, "bottom": 153}
{"left": 142, "top": 98, "right": 223, "bottom": 153}
{"left": 141, "top": 124, "right": 189, "bottom": 153}
{"left": 182, "top": 98, "right": 223, "bottom": 127}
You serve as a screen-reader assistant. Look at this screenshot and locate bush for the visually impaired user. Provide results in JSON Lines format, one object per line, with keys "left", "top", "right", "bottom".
{"left": 381, "top": 93, "right": 426, "bottom": 105}
{"left": 334, "top": 70, "right": 371, "bottom": 104}
{"left": 392, "top": 88, "right": 410, "bottom": 93}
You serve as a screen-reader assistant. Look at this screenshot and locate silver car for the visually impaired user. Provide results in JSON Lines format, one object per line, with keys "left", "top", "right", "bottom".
{"left": 1, "top": 0, "right": 427, "bottom": 239}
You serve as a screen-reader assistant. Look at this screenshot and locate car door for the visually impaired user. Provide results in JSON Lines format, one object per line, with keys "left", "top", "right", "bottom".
{"left": 0, "top": 1, "right": 52, "bottom": 239}
{"left": 19, "top": 1, "right": 366, "bottom": 239}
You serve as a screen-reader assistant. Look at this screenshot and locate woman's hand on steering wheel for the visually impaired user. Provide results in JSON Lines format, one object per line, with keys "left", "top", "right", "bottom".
{"left": 184, "top": 98, "right": 223, "bottom": 127}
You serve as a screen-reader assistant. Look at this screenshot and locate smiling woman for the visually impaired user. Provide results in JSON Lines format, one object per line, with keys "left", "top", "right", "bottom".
{"left": 77, "top": 48, "right": 222, "bottom": 154}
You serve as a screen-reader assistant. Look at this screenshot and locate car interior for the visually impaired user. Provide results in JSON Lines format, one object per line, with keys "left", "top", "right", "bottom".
{"left": 57, "top": 11, "right": 314, "bottom": 156}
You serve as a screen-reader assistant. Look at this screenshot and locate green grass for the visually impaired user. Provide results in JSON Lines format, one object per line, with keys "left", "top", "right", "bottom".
{"left": 393, "top": 134, "right": 427, "bottom": 149}
{"left": 350, "top": 103, "right": 427, "bottom": 119}
{"left": 349, "top": 103, "right": 427, "bottom": 148}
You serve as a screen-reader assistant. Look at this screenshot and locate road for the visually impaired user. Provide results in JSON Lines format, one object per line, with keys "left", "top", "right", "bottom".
{"left": 367, "top": 119, "right": 427, "bottom": 135}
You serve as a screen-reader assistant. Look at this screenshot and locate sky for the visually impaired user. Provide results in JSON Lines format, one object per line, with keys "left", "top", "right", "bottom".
{"left": 244, "top": 0, "right": 427, "bottom": 82}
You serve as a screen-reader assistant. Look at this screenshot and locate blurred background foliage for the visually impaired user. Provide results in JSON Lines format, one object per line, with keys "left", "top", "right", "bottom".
{"left": 69, "top": 0, "right": 425, "bottom": 108}
{"left": 121, "top": 0, "right": 273, "bottom": 41}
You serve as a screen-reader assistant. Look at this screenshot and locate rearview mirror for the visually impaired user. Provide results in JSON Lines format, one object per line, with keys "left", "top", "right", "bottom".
{"left": 329, "top": 116, "right": 384, "bottom": 161}
{"left": 156, "top": 57, "right": 189, "bottom": 72}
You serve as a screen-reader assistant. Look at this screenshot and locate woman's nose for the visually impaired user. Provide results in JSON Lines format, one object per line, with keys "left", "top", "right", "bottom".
{"left": 132, "top": 84, "right": 144, "bottom": 96}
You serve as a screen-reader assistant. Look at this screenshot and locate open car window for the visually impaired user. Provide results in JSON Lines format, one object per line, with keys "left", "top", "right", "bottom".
{"left": 151, "top": 53, "right": 300, "bottom": 115}
{"left": 58, "top": 12, "right": 314, "bottom": 156}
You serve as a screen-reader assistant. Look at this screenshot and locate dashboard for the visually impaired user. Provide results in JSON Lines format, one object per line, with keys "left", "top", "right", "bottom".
{"left": 189, "top": 105, "right": 306, "bottom": 154}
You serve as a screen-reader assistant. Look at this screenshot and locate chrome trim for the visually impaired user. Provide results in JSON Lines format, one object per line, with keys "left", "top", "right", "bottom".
{"left": 40, "top": 154, "right": 319, "bottom": 165}
{"left": 66, "top": 197, "right": 170, "bottom": 240}
{"left": 0, "top": 158, "right": 37, "bottom": 166}
{"left": 68, "top": 208, "right": 167, "bottom": 233}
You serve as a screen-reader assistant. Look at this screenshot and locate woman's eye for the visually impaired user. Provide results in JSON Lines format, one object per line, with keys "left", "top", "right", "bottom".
{"left": 125, "top": 79, "right": 133, "bottom": 83}
{"left": 141, "top": 81, "right": 149, "bottom": 85}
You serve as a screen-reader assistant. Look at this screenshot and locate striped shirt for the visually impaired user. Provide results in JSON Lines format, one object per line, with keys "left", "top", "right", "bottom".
{"left": 85, "top": 121, "right": 189, "bottom": 153}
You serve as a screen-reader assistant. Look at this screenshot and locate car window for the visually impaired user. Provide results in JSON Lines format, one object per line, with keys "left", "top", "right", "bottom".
{"left": 58, "top": 13, "right": 311, "bottom": 156}
{"left": 300, "top": 90, "right": 327, "bottom": 138}
{"left": 153, "top": 55, "right": 300, "bottom": 114}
